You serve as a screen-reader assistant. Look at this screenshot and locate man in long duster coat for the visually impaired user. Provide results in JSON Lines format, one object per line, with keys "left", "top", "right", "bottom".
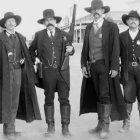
{"left": 80, "top": 0, "right": 127, "bottom": 139}
{"left": 0, "top": 12, "right": 41, "bottom": 136}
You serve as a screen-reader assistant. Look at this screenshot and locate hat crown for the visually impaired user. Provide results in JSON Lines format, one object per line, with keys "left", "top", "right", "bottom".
{"left": 91, "top": 0, "right": 103, "bottom": 10}
{"left": 43, "top": 9, "right": 55, "bottom": 19}
{"left": 4, "top": 12, "right": 15, "bottom": 18}
{"left": 128, "top": 10, "right": 140, "bottom": 18}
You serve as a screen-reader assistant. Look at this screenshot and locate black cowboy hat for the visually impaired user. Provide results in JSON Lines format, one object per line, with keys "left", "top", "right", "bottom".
{"left": 38, "top": 9, "right": 62, "bottom": 24}
{"left": 0, "top": 12, "right": 21, "bottom": 28}
{"left": 122, "top": 10, "right": 140, "bottom": 26}
{"left": 85, "top": 0, "right": 110, "bottom": 14}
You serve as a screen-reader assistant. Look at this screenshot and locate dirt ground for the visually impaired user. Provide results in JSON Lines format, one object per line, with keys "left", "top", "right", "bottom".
{"left": 0, "top": 43, "right": 140, "bottom": 140}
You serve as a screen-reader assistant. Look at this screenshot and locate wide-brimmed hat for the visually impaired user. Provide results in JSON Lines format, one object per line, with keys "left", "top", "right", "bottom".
{"left": 38, "top": 9, "right": 62, "bottom": 24}
{"left": 0, "top": 12, "right": 21, "bottom": 28}
{"left": 122, "top": 10, "right": 140, "bottom": 26}
{"left": 85, "top": 0, "right": 110, "bottom": 14}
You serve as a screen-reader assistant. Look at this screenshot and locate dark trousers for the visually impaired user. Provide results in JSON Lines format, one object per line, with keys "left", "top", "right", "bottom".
{"left": 43, "top": 68, "right": 70, "bottom": 106}
{"left": 90, "top": 60, "right": 110, "bottom": 104}
{"left": 4, "top": 66, "right": 21, "bottom": 133}
{"left": 123, "top": 64, "right": 140, "bottom": 103}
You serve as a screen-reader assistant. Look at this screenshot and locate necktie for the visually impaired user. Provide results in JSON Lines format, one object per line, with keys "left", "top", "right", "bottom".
{"left": 10, "top": 34, "right": 16, "bottom": 42}
{"left": 50, "top": 31, "right": 54, "bottom": 41}
{"left": 93, "top": 23, "right": 99, "bottom": 33}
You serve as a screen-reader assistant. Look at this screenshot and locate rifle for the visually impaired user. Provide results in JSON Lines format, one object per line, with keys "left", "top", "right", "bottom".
{"left": 61, "top": 4, "right": 77, "bottom": 70}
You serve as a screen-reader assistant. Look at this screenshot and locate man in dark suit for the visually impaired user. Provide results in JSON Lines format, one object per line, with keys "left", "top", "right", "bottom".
{"left": 0, "top": 12, "right": 41, "bottom": 138}
{"left": 29, "top": 9, "right": 74, "bottom": 138}
{"left": 80, "top": 0, "right": 127, "bottom": 139}
{"left": 119, "top": 10, "right": 140, "bottom": 132}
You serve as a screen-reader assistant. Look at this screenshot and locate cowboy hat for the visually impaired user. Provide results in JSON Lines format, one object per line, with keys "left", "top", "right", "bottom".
{"left": 122, "top": 10, "right": 140, "bottom": 26}
{"left": 85, "top": 0, "right": 110, "bottom": 14}
{"left": 0, "top": 12, "right": 21, "bottom": 28}
{"left": 38, "top": 9, "right": 62, "bottom": 24}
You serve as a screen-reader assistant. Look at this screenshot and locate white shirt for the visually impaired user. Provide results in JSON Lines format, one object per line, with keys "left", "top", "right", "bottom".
{"left": 5, "top": 30, "right": 15, "bottom": 37}
{"left": 47, "top": 29, "right": 55, "bottom": 37}
{"left": 129, "top": 29, "right": 139, "bottom": 40}
{"left": 93, "top": 18, "right": 104, "bottom": 29}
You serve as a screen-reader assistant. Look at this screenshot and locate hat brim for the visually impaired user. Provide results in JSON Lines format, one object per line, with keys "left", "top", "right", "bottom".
{"left": 85, "top": 6, "right": 110, "bottom": 14}
{"left": 37, "top": 16, "right": 62, "bottom": 24}
{"left": 122, "top": 14, "right": 140, "bottom": 26}
{"left": 0, "top": 15, "right": 21, "bottom": 28}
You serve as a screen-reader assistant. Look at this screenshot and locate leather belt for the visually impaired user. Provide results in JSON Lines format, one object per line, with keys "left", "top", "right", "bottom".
{"left": 90, "top": 59, "right": 104, "bottom": 64}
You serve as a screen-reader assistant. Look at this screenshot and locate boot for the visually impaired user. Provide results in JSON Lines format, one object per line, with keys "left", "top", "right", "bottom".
{"left": 99, "top": 104, "right": 111, "bottom": 139}
{"left": 89, "top": 102, "right": 102, "bottom": 133}
{"left": 60, "top": 105, "right": 71, "bottom": 138}
{"left": 44, "top": 105, "right": 55, "bottom": 137}
{"left": 119, "top": 103, "right": 132, "bottom": 133}
{"left": 3, "top": 113, "right": 21, "bottom": 137}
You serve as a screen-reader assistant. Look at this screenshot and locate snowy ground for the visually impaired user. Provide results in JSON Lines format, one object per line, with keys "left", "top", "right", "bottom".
{"left": 0, "top": 43, "right": 140, "bottom": 140}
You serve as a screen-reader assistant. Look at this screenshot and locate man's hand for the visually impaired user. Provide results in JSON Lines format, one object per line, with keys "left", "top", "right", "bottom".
{"left": 109, "top": 70, "right": 118, "bottom": 78}
{"left": 82, "top": 67, "right": 89, "bottom": 78}
{"left": 35, "top": 57, "right": 40, "bottom": 65}
{"left": 66, "top": 45, "right": 73, "bottom": 53}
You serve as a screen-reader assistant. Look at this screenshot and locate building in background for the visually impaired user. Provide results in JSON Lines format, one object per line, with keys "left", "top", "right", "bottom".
{"left": 60, "top": 11, "right": 129, "bottom": 43}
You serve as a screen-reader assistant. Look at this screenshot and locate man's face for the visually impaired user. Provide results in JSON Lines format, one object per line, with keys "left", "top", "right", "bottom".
{"left": 4, "top": 18, "right": 16, "bottom": 31}
{"left": 126, "top": 17, "right": 140, "bottom": 28}
{"left": 91, "top": 8, "right": 104, "bottom": 21}
{"left": 44, "top": 17, "right": 56, "bottom": 30}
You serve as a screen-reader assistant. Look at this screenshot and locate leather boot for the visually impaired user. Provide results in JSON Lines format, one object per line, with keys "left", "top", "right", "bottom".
{"left": 44, "top": 105, "right": 55, "bottom": 137}
{"left": 60, "top": 105, "right": 71, "bottom": 138}
{"left": 119, "top": 103, "right": 132, "bottom": 133}
{"left": 89, "top": 102, "right": 102, "bottom": 133}
{"left": 99, "top": 104, "right": 111, "bottom": 139}
{"left": 3, "top": 113, "right": 21, "bottom": 137}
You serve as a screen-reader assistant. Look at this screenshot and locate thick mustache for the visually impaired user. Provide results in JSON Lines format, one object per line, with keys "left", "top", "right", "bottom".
{"left": 94, "top": 12, "right": 100, "bottom": 16}
{"left": 47, "top": 23, "right": 54, "bottom": 27}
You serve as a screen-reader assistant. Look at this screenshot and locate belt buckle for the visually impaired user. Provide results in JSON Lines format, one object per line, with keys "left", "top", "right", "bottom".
{"left": 132, "top": 62, "right": 137, "bottom": 66}
{"left": 92, "top": 59, "right": 96, "bottom": 63}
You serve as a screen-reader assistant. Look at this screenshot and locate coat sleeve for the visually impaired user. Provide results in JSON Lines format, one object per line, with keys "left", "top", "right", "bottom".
{"left": 81, "top": 26, "right": 89, "bottom": 68}
{"left": 29, "top": 32, "right": 38, "bottom": 64}
{"left": 110, "top": 23, "right": 120, "bottom": 71}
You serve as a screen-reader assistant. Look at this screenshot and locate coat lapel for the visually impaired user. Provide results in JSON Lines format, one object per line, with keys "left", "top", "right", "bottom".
{"left": 0, "top": 31, "right": 12, "bottom": 52}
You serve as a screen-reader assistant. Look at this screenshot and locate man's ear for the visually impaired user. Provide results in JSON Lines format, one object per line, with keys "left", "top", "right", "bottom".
{"left": 102, "top": 8, "right": 105, "bottom": 14}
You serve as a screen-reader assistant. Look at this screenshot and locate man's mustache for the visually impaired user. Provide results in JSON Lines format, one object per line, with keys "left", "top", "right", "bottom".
{"left": 47, "top": 23, "right": 54, "bottom": 27}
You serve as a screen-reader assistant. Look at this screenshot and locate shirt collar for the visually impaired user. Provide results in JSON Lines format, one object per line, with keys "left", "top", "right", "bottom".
{"left": 129, "top": 29, "right": 139, "bottom": 40}
{"left": 5, "top": 30, "right": 16, "bottom": 37}
{"left": 93, "top": 18, "right": 104, "bottom": 28}
{"left": 47, "top": 28, "right": 55, "bottom": 37}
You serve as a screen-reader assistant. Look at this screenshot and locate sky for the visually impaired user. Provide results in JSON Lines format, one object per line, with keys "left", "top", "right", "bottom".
{"left": 0, "top": 0, "right": 140, "bottom": 38}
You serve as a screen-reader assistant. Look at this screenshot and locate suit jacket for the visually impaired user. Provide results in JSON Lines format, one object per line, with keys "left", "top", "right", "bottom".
{"left": 120, "top": 29, "right": 140, "bottom": 84}
{"left": 29, "top": 27, "right": 74, "bottom": 89}
{"left": 0, "top": 31, "right": 41, "bottom": 123}
{"left": 80, "top": 20, "right": 127, "bottom": 121}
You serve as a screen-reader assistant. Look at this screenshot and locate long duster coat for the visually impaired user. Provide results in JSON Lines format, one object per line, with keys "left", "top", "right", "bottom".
{"left": 0, "top": 31, "right": 41, "bottom": 123}
{"left": 80, "top": 20, "right": 127, "bottom": 121}
{"left": 29, "top": 27, "right": 74, "bottom": 90}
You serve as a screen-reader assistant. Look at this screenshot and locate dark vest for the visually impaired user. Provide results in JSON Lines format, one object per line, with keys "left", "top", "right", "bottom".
{"left": 40, "top": 30, "right": 63, "bottom": 68}
{"left": 128, "top": 31, "right": 140, "bottom": 62}
{"left": 89, "top": 26, "right": 104, "bottom": 61}
{"left": 6, "top": 33, "right": 22, "bottom": 63}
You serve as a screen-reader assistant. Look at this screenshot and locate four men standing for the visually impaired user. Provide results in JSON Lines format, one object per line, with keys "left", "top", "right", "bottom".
{"left": 0, "top": 0, "right": 140, "bottom": 139}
